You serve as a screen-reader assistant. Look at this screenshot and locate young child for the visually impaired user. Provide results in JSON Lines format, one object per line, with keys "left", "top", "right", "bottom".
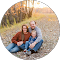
{"left": 24, "top": 30, "right": 37, "bottom": 55}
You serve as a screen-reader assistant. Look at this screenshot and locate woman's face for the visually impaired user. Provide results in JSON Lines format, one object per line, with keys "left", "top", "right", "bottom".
{"left": 23, "top": 26, "right": 27, "bottom": 33}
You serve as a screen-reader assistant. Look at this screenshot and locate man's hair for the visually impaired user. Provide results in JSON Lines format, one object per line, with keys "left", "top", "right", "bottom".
{"left": 30, "top": 21, "right": 36, "bottom": 24}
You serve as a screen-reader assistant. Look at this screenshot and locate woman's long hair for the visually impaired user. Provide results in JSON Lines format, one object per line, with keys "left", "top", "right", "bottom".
{"left": 21, "top": 24, "right": 29, "bottom": 41}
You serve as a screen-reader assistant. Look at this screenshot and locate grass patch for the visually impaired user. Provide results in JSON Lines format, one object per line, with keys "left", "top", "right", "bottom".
{"left": 46, "top": 13, "right": 57, "bottom": 18}
{"left": 0, "top": 13, "right": 56, "bottom": 34}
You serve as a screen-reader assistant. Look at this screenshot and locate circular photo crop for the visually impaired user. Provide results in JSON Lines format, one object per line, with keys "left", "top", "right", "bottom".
{"left": 0, "top": 0, "right": 59, "bottom": 60}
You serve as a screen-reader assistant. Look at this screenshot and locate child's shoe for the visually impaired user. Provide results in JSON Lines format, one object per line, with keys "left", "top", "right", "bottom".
{"left": 24, "top": 49, "right": 27, "bottom": 54}
{"left": 26, "top": 51, "right": 31, "bottom": 55}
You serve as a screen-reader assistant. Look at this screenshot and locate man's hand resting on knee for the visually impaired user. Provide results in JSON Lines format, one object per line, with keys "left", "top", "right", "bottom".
{"left": 29, "top": 41, "right": 37, "bottom": 49}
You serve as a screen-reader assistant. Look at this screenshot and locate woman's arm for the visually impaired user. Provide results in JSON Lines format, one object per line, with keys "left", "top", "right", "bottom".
{"left": 11, "top": 32, "right": 19, "bottom": 44}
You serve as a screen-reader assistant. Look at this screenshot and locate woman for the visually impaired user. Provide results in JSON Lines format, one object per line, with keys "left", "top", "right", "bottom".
{"left": 6, "top": 24, "right": 31, "bottom": 53}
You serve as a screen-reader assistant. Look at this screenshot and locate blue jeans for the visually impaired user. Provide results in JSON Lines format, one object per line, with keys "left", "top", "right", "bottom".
{"left": 6, "top": 43, "right": 25, "bottom": 53}
{"left": 25, "top": 39, "right": 43, "bottom": 52}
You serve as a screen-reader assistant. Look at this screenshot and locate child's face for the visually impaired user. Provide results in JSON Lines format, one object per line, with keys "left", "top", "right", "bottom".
{"left": 31, "top": 32, "right": 36, "bottom": 38}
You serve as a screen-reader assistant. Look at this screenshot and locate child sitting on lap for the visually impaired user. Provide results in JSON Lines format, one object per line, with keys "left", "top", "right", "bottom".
{"left": 24, "top": 30, "right": 37, "bottom": 55}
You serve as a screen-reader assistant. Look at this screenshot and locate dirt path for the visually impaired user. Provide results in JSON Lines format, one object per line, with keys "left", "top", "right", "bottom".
{"left": 1, "top": 17, "right": 59, "bottom": 60}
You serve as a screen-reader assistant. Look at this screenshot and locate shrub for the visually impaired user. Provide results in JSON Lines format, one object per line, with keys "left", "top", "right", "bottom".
{"left": 7, "top": 19, "right": 11, "bottom": 27}
{"left": 13, "top": 18, "right": 16, "bottom": 25}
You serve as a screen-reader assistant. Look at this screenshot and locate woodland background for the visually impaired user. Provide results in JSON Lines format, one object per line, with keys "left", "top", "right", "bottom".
{"left": 0, "top": 1, "right": 53, "bottom": 28}
{"left": 0, "top": 0, "right": 59, "bottom": 60}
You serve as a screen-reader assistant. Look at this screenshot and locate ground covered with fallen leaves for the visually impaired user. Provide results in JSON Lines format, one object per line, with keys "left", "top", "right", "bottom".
{"left": 1, "top": 15, "right": 59, "bottom": 60}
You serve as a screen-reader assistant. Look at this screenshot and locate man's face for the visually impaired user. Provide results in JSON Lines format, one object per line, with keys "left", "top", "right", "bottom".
{"left": 30, "top": 21, "right": 36, "bottom": 29}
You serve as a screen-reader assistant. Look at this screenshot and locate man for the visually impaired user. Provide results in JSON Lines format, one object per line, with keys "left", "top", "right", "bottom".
{"left": 28, "top": 21, "right": 43, "bottom": 52}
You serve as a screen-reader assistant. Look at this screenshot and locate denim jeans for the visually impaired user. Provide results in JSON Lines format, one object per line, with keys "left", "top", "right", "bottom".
{"left": 25, "top": 39, "right": 43, "bottom": 52}
{"left": 6, "top": 43, "right": 25, "bottom": 53}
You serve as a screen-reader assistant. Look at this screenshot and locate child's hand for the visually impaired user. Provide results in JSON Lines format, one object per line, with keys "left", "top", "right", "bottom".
{"left": 29, "top": 43, "right": 35, "bottom": 49}
{"left": 29, "top": 41, "right": 37, "bottom": 49}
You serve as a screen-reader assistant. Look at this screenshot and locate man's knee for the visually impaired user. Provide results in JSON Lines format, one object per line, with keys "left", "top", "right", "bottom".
{"left": 40, "top": 39, "right": 43, "bottom": 43}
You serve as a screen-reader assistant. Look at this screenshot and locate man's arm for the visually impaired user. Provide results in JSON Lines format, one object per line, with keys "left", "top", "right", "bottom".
{"left": 35, "top": 28, "right": 42, "bottom": 43}
{"left": 29, "top": 27, "right": 42, "bottom": 49}
{"left": 29, "top": 27, "right": 42, "bottom": 43}
{"left": 29, "top": 28, "right": 42, "bottom": 49}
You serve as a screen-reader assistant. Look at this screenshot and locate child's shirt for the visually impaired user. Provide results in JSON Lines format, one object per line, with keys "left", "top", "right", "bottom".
{"left": 28, "top": 36, "right": 37, "bottom": 44}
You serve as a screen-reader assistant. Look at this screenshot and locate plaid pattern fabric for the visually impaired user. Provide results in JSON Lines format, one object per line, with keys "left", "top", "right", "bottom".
{"left": 29, "top": 36, "right": 37, "bottom": 44}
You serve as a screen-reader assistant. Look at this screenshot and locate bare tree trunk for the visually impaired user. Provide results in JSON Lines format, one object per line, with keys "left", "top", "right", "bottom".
{"left": 13, "top": 4, "right": 18, "bottom": 23}
{"left": 1, "top": 14, "right": 7, "bottom": 27}
{"left": 8, "top": 8, "right": 14, "bottom": 25}
{"left": 28, "top": 0, "right": 34, "bottom": 18}
{"left": 20, "top": 1, "right": 23, "bottom": 21}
